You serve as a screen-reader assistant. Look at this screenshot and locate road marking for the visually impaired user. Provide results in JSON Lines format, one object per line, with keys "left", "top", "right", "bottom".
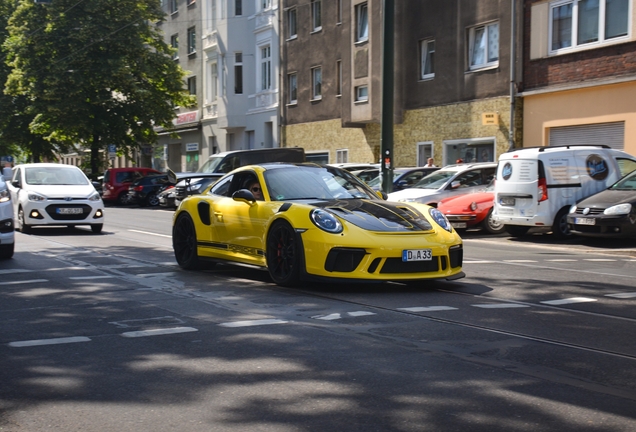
{"left": 541, "top": 297, "right": 597, "bottom": 305}
{"left": 347, "top": 311, "right": 376, "bottom": 317}
{"left": 472, "top": 303, "right": 530, "bottom": 309}
{"left": 0, "top": 269, "right": 33, "bottom": 275}
{"left": 128, "top": 229, "right": 171, "bottom": 238}
{"left": 218, "top": 319, "right": 288, "bottom": 328}
{"left": 69, "top": 276, "right": 114, "bottom": 280}
{"left": 312, "top": 311, "right": 376, "bottom": 320}
{"left": 0, "top": 279, "right": 48, "bottom": 286}
{"left": 8, "top": 336, "right": 91, "bottom": 347}
{"left": 605, "top": 292, "right": 636, "bottom": 299}
{"left": 463, "top": 260, "right": 496, "bottom": 264}
{"left": 546, "top": 259, "right": 578, "bottom": 262}
{"left": 397, "top": 306, "right": 458, "bottom": 312}
{"left": 504, "top": 260, "right": 538, "bottom": 263}
{"left": 135, "top": 272, "right": 178, "bottom": 278}
{"left": 121, "top": 327, "right": 198, "bottom": 338}
{"left": 583, "top": 259, "right": 617, "bottom": 262}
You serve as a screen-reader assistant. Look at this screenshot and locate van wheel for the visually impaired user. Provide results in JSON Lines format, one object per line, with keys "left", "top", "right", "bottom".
{"left": 552, "top": 208, "right": 572, "bottom": 239}
{"left": 505, "top": 225, "right": 529, "bottom": 237}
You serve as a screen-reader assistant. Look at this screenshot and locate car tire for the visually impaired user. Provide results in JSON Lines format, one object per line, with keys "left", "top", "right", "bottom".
{"left": 552, "top": 207, "right": 572, "bottom": 239}
{"left": 18, "top": 207, "right": 32, "bottom": 233}
{"left": 91, "top": 224, "right": 103, "bottom": 234}
{"left": 266, "top": 220, "right": 300, "bottom": 287}
{"left": 117, "top": 192, "right": 130, "bottom": 206}
{"left": 0, "top": 243, "right": 14, "bottom": 259}
{"left": 481, "top": 208, "right": 506, "bottom": 235}
{"left": 147, "top": 193, "right": 159, "bottom": 207}
{"left": 173, "top": 213, "right": 201, "bottom": 270}
{"left": 505, "top": 225, "right": 529, "bottom": 237}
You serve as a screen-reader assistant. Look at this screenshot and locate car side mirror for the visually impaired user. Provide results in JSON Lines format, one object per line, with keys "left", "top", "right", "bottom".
{"left": 167, "top": 169, "right": 178, "bottom": 184}
{"left": 2, "top": 167, "right": 11, "bottom": 182}
{"left": 232, "top": 189, "right": 256, "bottom": 204}
{"left": 450, "top": 181, "right": 461, "bottom": 189}
{"left": 11, "top": 179, "right": 20, "bottom": 189}
{"left": 375, "top": 190, "right": 388, "bottom": 200}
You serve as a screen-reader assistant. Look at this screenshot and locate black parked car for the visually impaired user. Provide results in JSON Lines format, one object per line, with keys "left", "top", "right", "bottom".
{"left": 364, "top": 166, "right": 441, "bottom": 192}
{"left": 127, "top": 174, "right": 174, "bottom": 207}
{"left": 567, "top": 169, "right": 636, "bottom": 238}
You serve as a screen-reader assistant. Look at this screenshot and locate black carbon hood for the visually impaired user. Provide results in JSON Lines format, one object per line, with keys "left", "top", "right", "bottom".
{"left": 309, "top": 199, "right": 434, "bottom": 232}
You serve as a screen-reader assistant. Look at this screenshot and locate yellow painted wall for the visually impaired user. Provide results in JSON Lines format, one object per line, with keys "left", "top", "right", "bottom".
{"left": 523, "top": 81, "right": 636, "bottom": 156}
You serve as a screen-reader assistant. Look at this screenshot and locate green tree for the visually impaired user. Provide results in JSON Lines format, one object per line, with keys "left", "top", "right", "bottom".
{"left": 3, "top": 0, "right": 194, "bottom": 175}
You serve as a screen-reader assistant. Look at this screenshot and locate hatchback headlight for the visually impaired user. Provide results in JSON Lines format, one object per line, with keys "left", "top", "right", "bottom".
{"left": 0, "top": 189, "right": 9, "bottom": 203}
{"left": 88, "top": 192, "right": 101, "bottom": 202}
{"left": 28, "top": 192, "right": 46, "bottom": 201}
{"left": 429, "top": 208, "right": 452, "bottom": 232}
{"left": 310, "top": 208, "right": 343, "bottom": 234}
{"left": 569, "top": 204, "right": 577, "bottom": 214}
{"left": 604, "top": 203, "right": 632, "bottom": 216}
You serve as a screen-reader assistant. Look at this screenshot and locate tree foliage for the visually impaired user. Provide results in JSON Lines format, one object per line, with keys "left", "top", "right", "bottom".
{"left": 2, "top": 0, "right": 194, "bottom": 173}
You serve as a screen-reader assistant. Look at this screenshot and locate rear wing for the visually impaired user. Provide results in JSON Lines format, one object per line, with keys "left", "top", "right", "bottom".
{"left": 167, "top": 169, "right": 223, "bottom": 185}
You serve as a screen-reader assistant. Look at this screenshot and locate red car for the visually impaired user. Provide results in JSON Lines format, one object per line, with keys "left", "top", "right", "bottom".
{"left": 437, "top": 183, "right": 505, "bottom": 234}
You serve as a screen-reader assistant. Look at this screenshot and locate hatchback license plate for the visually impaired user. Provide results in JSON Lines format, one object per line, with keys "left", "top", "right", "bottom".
{"left": 575, "top": 217, "right": 595, "bottom": 226}
{"left": 500, "top": 197, "right": 515, "bottom": 206}
{"left": 402, "top": 249, "right": 432, "bottom": 262}
{"left": 451, "top": 222, "right": 467, "bottom": 229}
{"left": 57, "top": 207, "right": 83, "bottom": 215}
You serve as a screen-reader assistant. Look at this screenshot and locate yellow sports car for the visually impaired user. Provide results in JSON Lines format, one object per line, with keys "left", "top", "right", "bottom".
{"left": 172, "top": 163, "right": 464, "bottom": 286}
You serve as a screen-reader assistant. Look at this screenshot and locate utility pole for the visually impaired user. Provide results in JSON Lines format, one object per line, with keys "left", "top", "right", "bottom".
{"left": 380, "top": 0, "right": 395, "bottom": 194}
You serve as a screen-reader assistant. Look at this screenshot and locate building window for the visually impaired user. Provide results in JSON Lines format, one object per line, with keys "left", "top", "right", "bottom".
{"left": 187, "top": 27, "right": 196, "bottom": 55}
{"left": 288, "top": 73, "right": 297, "bottom": 104}
{"left": 208, "top": 0, "right": 216, "bottom": 32}
{"left": 311, "top": 66, "right": 322, "bottom": 100}
{"left": 336, "top": 149, "right": 348, "bottom": 164}
{"left": 234, "top": 53, "right": 243, "bottom": 94}
{"left": 170, "top": 34, "right": 179, "bottom": 60}
{"left": 235, "top": 0, "right": 242, "bottom": 16}
{"left": 311, "top": 0, "right": 322, "bottom": 32}
{"left": 210, "top": 62, "right": 218, "bottom": 100}
{"left": 355, "top": 85, "right": 368, "bottom": 102}
{"left": 261, "top": 0, "right": 271, "bottom": 11}
{"left": 550, "top": 0, "right": 629, "bottom": 53}
{"left": 420, "top": 39, "right": 435, "bottom": 79}
{"left": 336, "top": 60, "right": 342, "bottom": 96}
{"left": 187, "top": 76, "right": 196, "bottom": 95}
{"left": 261, "top": 46, "right": 271, "bottom": 91}
{"left": 170, "top": 0, "right": 177, "bottom": 14}
{"left": 355, "top": 2, "right": 369, "bottom": 42}
{"left": 337, "top": 0, "right": 342, "bottom": 24}
{"left": 417, "top": 142, "right": 433, "bottom": 167}
{"left": 468, "top": 22, "right": 499, "bottom": 70}
{"left": 187, "top": 0, "right": 195, "bottom": 5}
{"left": 288, "top": 8, "right": 297, "bottom": 39}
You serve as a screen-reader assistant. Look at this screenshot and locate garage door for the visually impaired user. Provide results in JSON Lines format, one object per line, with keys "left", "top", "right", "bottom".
{"left": 549, "top": 122, "right": 624, "bottom": 150}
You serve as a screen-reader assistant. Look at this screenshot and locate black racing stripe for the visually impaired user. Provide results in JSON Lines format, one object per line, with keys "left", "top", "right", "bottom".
{"left": 278, "top": 202, "right": 292, "bottom": 212}
{"left": 198, "top": 241, "right": 228, "bottom": 249}
{"left": 547, "top": 183, "right": 582, "bottom": 189}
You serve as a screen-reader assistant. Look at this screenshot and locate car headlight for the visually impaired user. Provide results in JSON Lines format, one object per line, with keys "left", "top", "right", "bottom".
{"left": 604, "top": 203, "right": 632, "bottom": 216}
{"left": 310, "top": 208, "right": 343, "bottom": 234}
{"left": 429, "top": 208, "right": 452, "bottom": 232}
{"left": 190, "top": 183, "right": 203, "bottom": 191}
{"left": 88, "top": 192, "right": 101, "bottom": 202}
{"left": 0, "top": 189, "right": 9, "bottom": 203}
{"left": 569, "top": 204, "right": 577, "bottom": 214}
{"left": 27, "top": 192, "right": 46, "bottom": 201}
{"left": 470, "top": 202, "right": 478, "bottom": 211}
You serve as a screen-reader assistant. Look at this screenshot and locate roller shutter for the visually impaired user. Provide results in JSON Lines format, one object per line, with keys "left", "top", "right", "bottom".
{"left": 549, "top": 122, "right": 624, "bottom": 150}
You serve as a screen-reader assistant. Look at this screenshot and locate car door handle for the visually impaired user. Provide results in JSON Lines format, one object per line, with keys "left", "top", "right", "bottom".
{"left": 214, "top": 211, "right": 223, "bottom": 222}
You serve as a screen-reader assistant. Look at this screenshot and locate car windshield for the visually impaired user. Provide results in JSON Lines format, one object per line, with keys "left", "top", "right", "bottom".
{"left": 367, "top": 170, "right": 403, "bottom": 188}
{"left": 25, "top": 167, "right": 89, "bottom": 186}
{"left": 411, "top": 170, "right": 457, "bottom": 189}
{"left": 197, "top": 155, "right": 224, "bottom": 173}
{"left": 610, "top": 170, "right": 636, "bottom": 190}
{"left": 263, "top": 166, "right": 378, "bottom": 201}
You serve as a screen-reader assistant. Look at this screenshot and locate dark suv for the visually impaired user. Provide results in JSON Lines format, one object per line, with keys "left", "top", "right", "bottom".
{"left": 174, "top": 147, "right": 305, "bottom": 206}
{"left": 127, "top": 174, "right": 174, "bottom": 207}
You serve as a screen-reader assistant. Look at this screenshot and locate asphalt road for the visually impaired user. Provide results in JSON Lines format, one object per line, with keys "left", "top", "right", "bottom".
{"left": 1, "top": 206, "right": 635, "bottom": 431}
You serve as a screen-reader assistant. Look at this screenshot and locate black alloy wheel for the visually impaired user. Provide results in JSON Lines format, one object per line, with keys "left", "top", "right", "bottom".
{"left": 146, "top": 192, "right": 159, "bottom": 207}
{"left": 173, "top": 213, "right": 201, "bottom": 269}
{"left": 552, "top": 207, "right": 572, "bottom": 239}
{"left": 266, "top": 221, "right": 300, "bottom": 287}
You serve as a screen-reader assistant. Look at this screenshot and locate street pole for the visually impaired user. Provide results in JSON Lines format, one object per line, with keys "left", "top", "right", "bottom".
{"left": 380, "top": 0, "right": 395, "bottom": 194}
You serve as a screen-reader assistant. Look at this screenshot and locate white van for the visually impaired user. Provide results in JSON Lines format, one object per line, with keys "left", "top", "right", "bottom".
{"left": 493, "top": 145, "right": 636, "bottom": 238}
{"left": 0, "top": 167, "right": 15, "bottom": 259}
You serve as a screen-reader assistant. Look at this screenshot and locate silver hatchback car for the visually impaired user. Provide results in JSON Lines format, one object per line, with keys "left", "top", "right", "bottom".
{"left": 387, "top": 162, "right": 497, "bottom": 206}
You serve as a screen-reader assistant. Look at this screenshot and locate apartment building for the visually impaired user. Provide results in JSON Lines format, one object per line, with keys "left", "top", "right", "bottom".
{"left": 281, "top": 0, "right": 523, "bottom": 167}
{"left": 521, "top": 0, "right": 636, "bottom": 155}
{"left": 155, "top": 0, "right": 281, "bottom": 173}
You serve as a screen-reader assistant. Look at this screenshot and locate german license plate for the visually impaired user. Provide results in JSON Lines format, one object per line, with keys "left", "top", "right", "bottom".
{"left": 451, "top": 222, "right": 467, "bottom": 228}
{"left": 402, "top": 249, "right": 432, "bottom": 262}
{"left": 57, "top": 207, "right": 83, "bottom": 214}
{"left": 500, "top": 197, "right": 515, "bottom": 206}
{"left": 575, "top": 217, "right": 595, "bottom": 226}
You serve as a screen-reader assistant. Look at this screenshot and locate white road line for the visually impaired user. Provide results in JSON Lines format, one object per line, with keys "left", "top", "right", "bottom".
{"left": 605, "top": 292, "right": 636, "bottom": 299}
{"left": 218, "top": 319, "right": 288, "bottom": 328}
{"left": 0, "top": 279, "right": 48, "bottom": 286}
{"left": 128, "top": 229, "right": 172, "bottom": 238}
{"left": 583, "top": 259, "right": 617, "bottom": 262}
{"left": 0, "top": 269, "right": 33, "bottom": 275}
{"left": 397, "top": 306, "right": 458, "bottom": 312}
{"left": 121, "top": 327, "right": 198, "bottom": 338}
{"left": 504, "top": 260, "right": 538, "bottom": 263}
{"left": 348, "top": 311, "right": 376, "bottom": 317}
{"left": 8, "top": 336, "right": 91, "bottom": 347}
{"left": 312, "top": 313, "right": 342, "bottom": 320}
{"left": 463, "top": 260, "right": 496, "bottom": 264}
{"left": 541, "top": 297, "right": 598, "bottom": 306}
{"left": 135, "top": 272, "right": 178, "bottom": 278}
{"left": 472, "top": 303, "right": 531, "bottom": 309}
{"left": 546, "top": 259, "right": 578, "bottom": 262}
{"left": 69, "top": 276, "right": 114, "bottom": 280}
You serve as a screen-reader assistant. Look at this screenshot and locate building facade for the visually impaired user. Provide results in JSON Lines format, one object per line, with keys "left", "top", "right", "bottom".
{"left": 281, "top": 0, "right": 523, "bottom": 167}
{"left": 521, "top": 0, "right": 636, "bottom": 156}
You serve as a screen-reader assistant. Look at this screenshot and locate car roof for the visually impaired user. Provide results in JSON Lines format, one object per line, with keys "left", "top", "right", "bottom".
{"left": 436, "top": 162, "right": 498, "bottom": 172}
{"left": 16, "top": 163, "right": 80, "bottom": 169}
